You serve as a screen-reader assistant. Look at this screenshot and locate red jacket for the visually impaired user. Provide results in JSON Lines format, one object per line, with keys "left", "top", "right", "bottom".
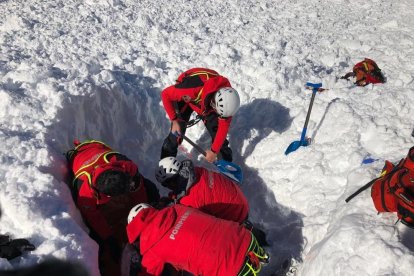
{"left": 127, "top": 205, "right": 252, "bottom": 276}
{"left": 161, "top": 68, "right": 233, "bottom": 153}
{"left": 177, "top": 167, "right": 249, "bottom": 223}
{"left": 69, "top": 141, "right": 149, "bottom": 241}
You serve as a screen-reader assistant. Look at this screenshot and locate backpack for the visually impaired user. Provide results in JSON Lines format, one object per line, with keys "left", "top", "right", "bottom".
{"left": 341, "top": 58, "right": 385, "bottom": 86}
{"left": 371, "top": 146, "right": 414, "bottom": 227}
{"left": 66, "top": 140, "right": 139, "bottom": 202}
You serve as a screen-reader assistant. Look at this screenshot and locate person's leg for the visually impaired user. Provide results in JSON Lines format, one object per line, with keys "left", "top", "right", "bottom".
{"left": 242, "top": 219, "right": 268, "bottom": 247}
{"left": 203, "top": 112, "right": 233, "bottom": 162}
{"left": 160, "top": 103, "right": 193, "bottom": 159}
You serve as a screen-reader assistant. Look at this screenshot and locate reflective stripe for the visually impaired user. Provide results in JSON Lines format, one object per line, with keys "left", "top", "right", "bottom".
{"left": 74, "top": 171, "right": 92, "bottom": 186}
{"left": 74, "top": 151, "right": 118, "bottom": 176}
{"left": 237, "top": 233, "right": 266, "bottom": 276}
{"left": 73, "top": 150, "right": 119, "bottom": 198}
{"left": 188, "top": 71, "right": 219, "bottom": 79}
{"left": 187, "top": 70, "right": 218, "bottom": 104}
{"left": 193, "top": 88, "right": 203, "bottom": 104}
{"left": 363, "top": 62, "right": 369, "bottom": 72}
{"left": 73, "top": 139, "right": 111, "bottom": 152}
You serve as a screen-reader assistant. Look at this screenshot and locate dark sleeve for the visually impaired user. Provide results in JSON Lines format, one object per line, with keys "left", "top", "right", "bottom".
{"left": 142, "top": 177, "right": 160, "bottom": 203}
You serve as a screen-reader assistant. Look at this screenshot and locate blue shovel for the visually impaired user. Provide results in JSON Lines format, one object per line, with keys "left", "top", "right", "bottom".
{"left": 285, "top": 82, "right": 322, "bottom": 155}
{"left": 182, "top": 135, "right": 243, "bottom": 184}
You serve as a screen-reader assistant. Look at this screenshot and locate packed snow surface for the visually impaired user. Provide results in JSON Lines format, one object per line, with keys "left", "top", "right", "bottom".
{"left": 1, "top": 0, "right": 413, "bottom": 275}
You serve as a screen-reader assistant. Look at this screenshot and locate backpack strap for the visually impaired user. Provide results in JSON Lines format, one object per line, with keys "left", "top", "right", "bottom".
{"left": 72, "top": 150, "right": 120, "bottom": 200}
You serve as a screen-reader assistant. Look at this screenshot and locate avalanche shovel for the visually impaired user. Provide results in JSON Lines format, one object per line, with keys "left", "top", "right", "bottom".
{"left": 285, "top": 82, "right": 322, "bottom": 155}
{"left": 181, "top": 135, "right": 243, "bottom": 184}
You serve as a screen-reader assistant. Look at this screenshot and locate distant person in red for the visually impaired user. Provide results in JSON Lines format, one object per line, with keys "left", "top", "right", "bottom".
{"left": 160, "top": 68, "right": 241, "bottom": 163}
{"left": 155, "top": 156, "right": 248, "bottom": 223}
{"left": 66, "top": 140, "right": 160, "bottom": 276}
{"left": 126, "top": 203, "right": 269, "bottom": 276}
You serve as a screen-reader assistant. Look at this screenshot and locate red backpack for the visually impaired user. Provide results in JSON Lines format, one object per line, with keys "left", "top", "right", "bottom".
{"left": 341, "top": 58, "right": 385, "bottom": 86}
{"left": 66, "top": 140, "right": 139, "bottom": 203}
{"left": 371, "top": 147, "right": 414, "bottom": 227}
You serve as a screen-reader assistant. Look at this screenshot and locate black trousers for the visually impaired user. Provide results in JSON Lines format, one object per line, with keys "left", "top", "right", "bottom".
{"left": 160, "top": 102, "right": 232, "bottom": 162}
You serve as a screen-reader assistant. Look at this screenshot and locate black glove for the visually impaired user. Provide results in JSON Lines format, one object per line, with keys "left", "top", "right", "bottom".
{"left": 103, "top": 236, "right": 123, "bottom": 262}
{"left": 0, "top": 235, "right": 35, "bottom": 260}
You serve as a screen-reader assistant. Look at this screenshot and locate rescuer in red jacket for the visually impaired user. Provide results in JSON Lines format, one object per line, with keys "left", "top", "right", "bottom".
{"left": 160, "top": 68, "right": 241, "bottom": 163}
{"left": 126, "top": 203, "right": 269, "bottom": 276}
{"left": 155, "top": 156, "right": 249, "bottom": 223}
{"left": 66, "top": 140, "right": 160, "bottom": 276}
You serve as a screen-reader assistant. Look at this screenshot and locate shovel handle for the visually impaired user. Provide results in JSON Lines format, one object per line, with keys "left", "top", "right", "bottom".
{"left": 182, "top": 135, "right": 207, "bottom": 157}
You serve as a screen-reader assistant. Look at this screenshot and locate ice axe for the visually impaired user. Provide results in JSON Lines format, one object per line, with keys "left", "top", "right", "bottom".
{"left": 181, "top": 135, "right": 243, "bottom": 184}
{"left": 285, "top": 82, "right": 323, "bottom": 155}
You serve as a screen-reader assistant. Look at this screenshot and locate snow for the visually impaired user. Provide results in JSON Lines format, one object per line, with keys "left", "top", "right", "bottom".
{"left": 1, "top": 0, "right": 414, "bottom": 275}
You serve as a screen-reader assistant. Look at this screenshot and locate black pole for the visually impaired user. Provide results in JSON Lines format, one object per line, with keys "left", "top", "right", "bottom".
{"left": 345, "top": 178, "right": 378, "bottom": 203}
{"left": 182, "top": 135, "right": 207, "bottom": 157}
{"left": 303, "top": 90, "right": 317, "bottom": 131}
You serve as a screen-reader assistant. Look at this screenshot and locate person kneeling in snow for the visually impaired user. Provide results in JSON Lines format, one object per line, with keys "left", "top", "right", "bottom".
{"left": 155, "top": 157, "right": 268, "bottom": 246}
{"left": 160, "top": 68, "right": 240, "bottom": 163}
{"left": 66, "top": 140, "right": 160, "bottom": 276}
{"left": 126, "top": 203, "right": 269, "bottom": 276}
{"left": 156, "top": 157, "right": 249, "bottom": 223}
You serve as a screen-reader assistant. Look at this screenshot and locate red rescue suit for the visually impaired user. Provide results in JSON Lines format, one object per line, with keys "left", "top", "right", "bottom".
{"left": 177, "top": 167, "right": 249, "bottom": 223}
{"left": 161, "top": 68, "right": 232, "bottom": 153}
{"left": 68, "top": 140, "right": 150, "bottom": 241}
{"left": 127, "top": 204, "right": 252, "bottom": 276}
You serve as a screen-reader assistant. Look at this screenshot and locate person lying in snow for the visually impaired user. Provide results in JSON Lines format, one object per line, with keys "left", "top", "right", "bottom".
{"left": 160, "top": 68, "right": 240, "bottom": 163}
{"left": 66, "top": 139, "right": 160, "bottom": 276}
{"left": 126, "top": 203, "right": 269, "bottom": 276}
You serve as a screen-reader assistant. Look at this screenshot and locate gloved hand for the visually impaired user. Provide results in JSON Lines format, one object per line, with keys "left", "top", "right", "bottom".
{"left": 0, "top": 235, "right": 36, "bottom": 260}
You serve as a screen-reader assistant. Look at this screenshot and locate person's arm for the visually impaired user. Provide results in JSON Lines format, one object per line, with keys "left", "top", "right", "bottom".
{"left": 161, "top": 85, "right": 180, "bottom": 120}
{"left": 162, "top": 85, "right": 196, "bottom": 121}
{"left": 211, "top": 117, "right": 232, "bottom": 153}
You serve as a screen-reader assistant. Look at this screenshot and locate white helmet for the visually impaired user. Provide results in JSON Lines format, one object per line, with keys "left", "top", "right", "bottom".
{"left": 213, "top": 87, "right": 240, "bottom": 117}
{"left": 155, "top": 157, "right": 181, "bottom": 183}
{"left": 128, "top": 203, "right": 152, "bottom": 224}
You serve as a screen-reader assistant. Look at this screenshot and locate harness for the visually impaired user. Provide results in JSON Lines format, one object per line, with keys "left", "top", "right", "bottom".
{"left": 238, "top": 233, "right": 269, "bottom": 276}
{"left": 71, "top": 140, "right": 120, "bottom": 200}
{"left": 187, "top": 70, "right": 219, "bottom": 104}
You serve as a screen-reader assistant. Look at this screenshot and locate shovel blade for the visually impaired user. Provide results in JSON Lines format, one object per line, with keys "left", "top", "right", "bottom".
{"left": 285, "top": 140, "right": 301, "bottom": 155}
{"left": 214, "top": 159, "right": 243, "bottom": 184}
{"left": 285, "top": 139, "right": 310, "bottom": 155}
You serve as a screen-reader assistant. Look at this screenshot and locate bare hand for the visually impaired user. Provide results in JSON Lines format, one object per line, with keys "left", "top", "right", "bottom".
{"left": 205, "top": 150, "right": 217, "bottom": 163}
